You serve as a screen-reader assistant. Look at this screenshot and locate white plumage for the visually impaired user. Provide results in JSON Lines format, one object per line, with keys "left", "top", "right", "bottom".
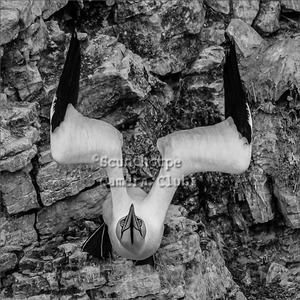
{"left": 51, "top": 31, "right": 252, "bottom": 261}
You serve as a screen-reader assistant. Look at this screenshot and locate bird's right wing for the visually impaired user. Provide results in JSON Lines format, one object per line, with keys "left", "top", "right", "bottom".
{"left": 82, "top": 219, "right": 112, "bottom": 259}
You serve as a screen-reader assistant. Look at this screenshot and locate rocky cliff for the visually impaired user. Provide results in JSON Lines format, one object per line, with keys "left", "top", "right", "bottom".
{"left": 1, "top": 0, "right": 300, "bottom": 299}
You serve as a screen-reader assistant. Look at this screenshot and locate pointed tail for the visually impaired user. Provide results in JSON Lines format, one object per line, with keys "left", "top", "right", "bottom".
{"left": 51, "top": 30, "right": 81, "bottom": 132}
{"left": 223, "top": 39, "right": 252, "bottom": 144}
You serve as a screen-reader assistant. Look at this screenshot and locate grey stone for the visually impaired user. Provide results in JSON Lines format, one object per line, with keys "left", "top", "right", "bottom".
{"left": 243, "top": 36, "right": 300, "bottom": 102}
{"left": 204, "top": 0, "right": 230, "bottom": 14}
{"left": 250, "top": 114, "right": 279, "bottom": 173}
{"left": 254, "top": 0, "right": 281, "bottom": 34}
{"left": 61, "top": 267, "right": 106, "bottom": 291}
{"left": 236, "top": 291, "right": 248, "bottom": 300}
{"left": 38, "top": 149, "right": 52, "bottom": 166}
{"left": 226, "top": 19, "right": 264, "bottom": 57}
{"left": 0, "top": 252, "right": 18, "bottom": 274}
{"left": 19, "top": 18, "right": 48, "bottom": 57}
{"left": 158, "top": 233, "right": 201, "bottom": 264}
{"left": 0, "top": 145, "right": 37, "bottom": 172}
{"left": 0, "top": 9, "right": 20, "bottom": 45}
{"left": 36, "top": 160, "right": 107, "bottom": 206}
{"left": 207, "top": 197, "right": 229, "bottom": 218}
{"left": 2, "top": 0, "right": 44, "bottom": 28}
{"left": 0, "top": 214, "right": 37, "bottom": 248}
{"left": 198, "top": 241, "right": 239, "bottom": 299}
{"left": 244, "top": 166, "right": 274, "bottom": 223}
{"left": 184, "top": 46, "right": 224, "bottom": 75}
{"left": 200, "top": 20, "right": 226, "bottom": 45}
{"left": 19, "top": 256, "right": 49, "bottom": 274}
{"left": 266, "top": 262, "right": 289, "bottom": 285}
{"left": 0, "top": 166, "right": 40, "bottom": 214}
{"left": 113, "top": 0, "right": 206, "bottom": 76}
{"left": 246, "top": 111, "right": 300, "bottom": 228}
{"left": 42, "top": 0, "right": 68, "bottom": 19}
{"left": 116, "top": 267, "right": 161, "bottom": 299}
{"left": 77, "top": 34, "right": 152, "bottom": 119}
{"left": 0, "top": 101, "right": 39, "bottom": 128}
{"left": 233, "top": 0, "right": 260, "bottom": 24}
{"left": 281, "top": 0, "right": 300, "bottom": 12}
{"left": 0, "top": 0, "right": 46, "bottom": 46}
{"left": 10, "top": 63, "right": 43, "bottom": 101}
{"left": 36, "top": 186, "right": 109, "bottom": 236}
{"left": 274, "top": 180, "right": 300, "bottom": 229}
{"left": 12, "top": 272, "right": 57, "bottom": 297}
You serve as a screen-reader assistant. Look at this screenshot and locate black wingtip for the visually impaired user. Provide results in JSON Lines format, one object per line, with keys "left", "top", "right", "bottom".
{"left": 51, "top": 30, "right": 81, "bottom": 133}
{"left": 82, "top": 220, "right": 113, "bottom": 260}
{"left": 223, "top": 38, "right": 252, "bottom": 144}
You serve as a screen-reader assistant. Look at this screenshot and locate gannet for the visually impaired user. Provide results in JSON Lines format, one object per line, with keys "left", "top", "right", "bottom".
{"left": 51, "top": 31, "right": 252, "bottom": 261}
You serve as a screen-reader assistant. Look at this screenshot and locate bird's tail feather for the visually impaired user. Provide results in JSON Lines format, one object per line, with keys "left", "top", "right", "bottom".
{"left": 223, "top": 38, "right": 252, "bottom": 144}
{"left": 51, "top": 30, "right": 81, "bottom": 132}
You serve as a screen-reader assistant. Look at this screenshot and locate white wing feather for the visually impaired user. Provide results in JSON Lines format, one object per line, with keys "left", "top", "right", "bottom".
{"left": 157, "top": 117, "right": 251, "bottom": 177}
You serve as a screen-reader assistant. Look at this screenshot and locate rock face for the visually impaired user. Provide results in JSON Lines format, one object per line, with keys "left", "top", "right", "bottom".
{"left": 3, "top": 205, "right": 244, "bottom": 299}
{"left": 232, "top": 0, "right": 260, "bottom": 24}
{"left": 36, "top": 159, "right": 106, "bottom": 206}
{"left": 274, "top": 180, "right": 300, "bottom": 228}
{"left": 244, "top": 37, "right": 300, "bottom": 102}
{"left": 226, "top": 18, "right": 264, "bottom": 57}
{"left": 204, "top": 0, "right": 230, "bottom": 14}
{"left": 0, "top": 214, "right": 38, "bottom": 250}
{"left": 1, "top": 0, "right": 300, "bottom": 299}
{"left": 36, "top": 186, "right": 109, "bottom": 237}
{"left": 114, "top": 0, "right": 206, "bottom": 76}
{"left": 244, "top": 166, "right": 274, "bottom": 224}
{"left": 281, "top": 0, "right": 300, "bottom": 12}
{"left": 0, "top": 166, "right": 40, "bottom": 215}
{"left": 77, "top": 34, "right": 153, "bottom": 123}
{"left": 254, "top": 0, "right": 281, "bottom": 34}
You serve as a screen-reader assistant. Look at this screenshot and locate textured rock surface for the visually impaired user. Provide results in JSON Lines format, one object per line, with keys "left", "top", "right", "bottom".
{"left": 274, "top": 180, "right": 300, "bottom": 228}
{"left": 281, "top": 0, "right": 300, "bottom": 12}
{"left": 226, "top": 19, "right": 264, "bottom": 57}
{"left": 0, "top": 8, "right": 20, "bottom": 45}
{"left": 243, "top": 36, "right": 300, "bottom": 102}
{"left": 42, "top": 0, "right": 68, "bottom": 19}
{"left": 0, "top": 126, "right": 39, "bottom": 162}
{"left": 114, "top": 0, "right": 206, "bottom": 76}
{"left": 77, "top": 34, "right": 153, "bottom": 121}
{"left": 254, "top": 0, "right": 281, "bottom": 34}
{"left": 243, "top": 166, "right": 274, "bottom": 224}
{"left": 232, "top": 0, "right": 260, "bottom": 24}
{"left": 266, "top": 262, "right": 289, "bottom": 285}
{"left": 3, "top": 205, "right": 244, "bottom": 299}
{"left": 185, "top": 46, "right": 224, "bottom": 75}
{"left": 0, "top": 166, "right": 40, "bottom": 215}
{"left": 1, "top": 0, "right": 300, "bottom": 299}
{"left": 36, "top": 159, "right": 106, "bottom": 206}
{"left": 0, "top": 252, "right": 18, "bottom": 274}
{"left": 36, "top": 186, "right": 109, "bottom": 237}
{"left": 204, "top": 0, "right": 230, "bottom": 14}
{"left": 0, "top": 213, "right": 38, "bottom": 250}
{"left": 0, "top": 100, "right": 40, "bottom": 173}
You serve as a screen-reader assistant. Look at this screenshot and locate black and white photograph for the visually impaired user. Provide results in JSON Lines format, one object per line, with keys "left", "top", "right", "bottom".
{"left": 0, "top": 0, "right": 300, "bottom": 299}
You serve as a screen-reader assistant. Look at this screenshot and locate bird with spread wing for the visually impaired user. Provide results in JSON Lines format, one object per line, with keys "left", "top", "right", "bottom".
{"left": 50, "top": 30, "right": 252, "bottom": 261}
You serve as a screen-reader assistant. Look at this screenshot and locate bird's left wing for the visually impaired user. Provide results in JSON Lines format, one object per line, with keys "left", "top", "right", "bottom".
{"left": 157, "top": 38, "right": 252, "bottom": 178}
{"left": 50, "top": 31, "right": 123, "bottom": 165}
{"left": 157, "top": 116, "right": 251, "bottom": 178}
